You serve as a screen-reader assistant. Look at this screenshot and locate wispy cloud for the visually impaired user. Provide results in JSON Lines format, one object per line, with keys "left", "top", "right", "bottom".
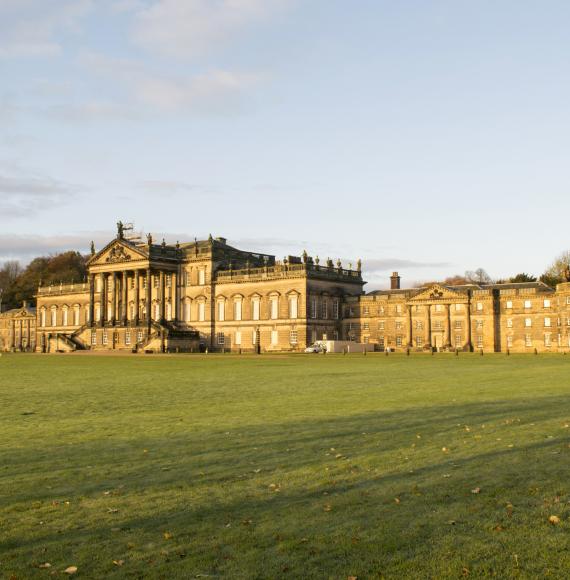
{"left": 363, "top": 258, "right": 452, "bottom": 273}
{"left": 0, "top": 162, "right": 82, "bottom": 218}
{"left": 0, "top": 0, "right": 93, "bottom": 59}
{"left": 131, "top": 0, "right": 290, "bottom": 60}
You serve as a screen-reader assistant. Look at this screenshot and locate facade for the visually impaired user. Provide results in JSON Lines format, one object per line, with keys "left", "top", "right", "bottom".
{"left": 1, "top": 224, "right": 570, "bottom": 353}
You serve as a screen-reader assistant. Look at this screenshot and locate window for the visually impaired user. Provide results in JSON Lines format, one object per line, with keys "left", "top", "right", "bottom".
{"left": 270, "top": 297, "right": 279, "bottom": 320}
{"left": 252, "top": 331, "right": 258, "bottom": 345}
{"left": 184, "top": 301, "right": 191, "bottom": 322}
{"left": 234, "top": 300, "right": 242, "bottom": 321}
{"left": 218, "top": 301, "right": 225, "bottom": 321}
{"left": 40, "top": 309, "right": 46, "bottom": 327}
{"left": 363, "top": 322, "right": 370, "bottom": 331}
{"left": 310, "top": 298, "right": 317, "bottom": 319}
{"left": 544, "top": 333, "right": 551, "bottom": 347}
{"left": 95, "top": 304, "right": 101, "bottom": 322}
{"left": 454, "top": 320, "right": 462, "bottom": 329}
{"left": 476, "top": 302, "right": 483, "bottom": 311}
{"left": 102, "top": 331, "right": 108, "bottom": 345}
{"left": 153, "top": 275, "right": 159, "bottom": 288}
{"left": 567, "top": 297, "right": 570, "bottom": 305}
{"left": 73, "top": 307, "right": 80, "bottom": 326}
{"left": 235, "top": 331, "right": 242, "bottom": 345}
{"left": 525, "top": 334, "right": 532, "bottom": 347}
{"left": 125, "top": 331, "right": 131, "bottom": 346}
{"left": 455, "top": 304, "right": 463, "bottom": 311}
{"left": 525, "top": 318, "right": 532, "bottom": 327}
{"left": 379, "top": 336, "right": 385, "bottom": 348}
{"left": 198, "top": 269, "right": 206, "bottom": 285}
{"left": 506, "top": 300, "right": 513, "bottom": 309}
{"left": 379, "top": 321, "right": 385, "bottom": 330}
{"left": 137, "top": 330, "right": 143, "bottom": 343}
{"left": 416, "top": 337, "right": 423, "bottom": 347}
{"left": 217, "top": 332, "right": 225, "bottom": 346}
{"left": 544, "top": 299, "right": 551, "bottom": 309}
{"left": 185, "top": 271, "right": 191, "bottom": 286}
{"left": 153, "top": 303, "right": 160, "bottom": 321}
{"left": 51, "top": 308, "right": 57, "bottom": 327}
{"left": 165, "top": 302, "right": 172, "bottom": 321}
{"left": 198, "top": 302, "right": 205, "bottom": 322}
{"left": 415, "top": 320, "right": 424, "bottom": 330}
{"left": 363, "top": 306, "right": 369, "bottom": 315}
{"left": 507, "top": 318, "right": 513, "bottom": 328}
{"left": 271, "top": 330, "right": 279, "bottom": 345}
{"left": 435, "top": 304, "right": 443, "bottom": 313}
{"left": 507, "top": 335, "right": 513, "bottom": 348}
{"left": 379, "top": 306, "right": 385, "bottom": 314}
{"left": 455, "top": 334, "right": 462, "bottom": 347}
{"left": 396, "top": 336, "right": 403, "bottom": 347}
{"left": 252, "top": 297, "right": 260, "bottom": 320}
{"left": 290, "top": 329, "right": 298, "bottom": 344}
{"left": 311, "top": 329, "right": 317, "bottom": 343}
{"left": 524, "top": 300, "right": 532, "bottom": 309}
{"left": 91, "top": 331, "right": 96, "bottom": 346}
{"left": 476, "top": 335, "right": 483, "bottom": 348}
{"left": 321, "top": 300, "right": 328, "bottom": 319}
{"left": 544, "top": 317, "right": 551, "bottom": 327}
{"left": 289, "top": 295, "right": 298, "bottom": 319}
{"left": 395, "top": 321, "right": 403, "bottom": 330}
{"left": 62, "top": 308, "right": 68, "bottom": 327}
{"left": 363, "top": 336, "right": 369, "bottom": 344}
{"left": 166, "top": 275, "right": 172, "bottom": 288}
{"left": 395, "top": 305, "right": 402, "bottom": 314}
{"left": 333, "top": 300, "right": 339, "bottom": 319}
{"left": 434, "top": 320, "right": 443, "bottom": 330}
{"left": 142, "top": 276, "right": 147, "bottom": 289}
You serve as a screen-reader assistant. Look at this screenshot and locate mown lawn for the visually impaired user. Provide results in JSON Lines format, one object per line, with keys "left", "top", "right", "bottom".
{"left": 1, "top": 352, "right": 569, "bottom": 579}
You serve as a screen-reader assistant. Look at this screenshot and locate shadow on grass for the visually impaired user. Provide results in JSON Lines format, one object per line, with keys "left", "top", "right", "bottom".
{"left": 2, "top": 394, "right": 570, "bottom": 577}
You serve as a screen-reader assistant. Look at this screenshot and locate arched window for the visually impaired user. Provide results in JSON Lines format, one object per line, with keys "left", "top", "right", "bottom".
{"left": 95, "top": 303, "right": 101, "bottom": 322}
{"left": 50, "top": 307, "right": 57, "bottom": 327}
{"left": 184, "top": 301, "right": 191, "bottom": 322}
{"left": 40, "top": 308, "right": 46, "bottom": 327}
{"left": 217, "top": 300, "right": 225, "bottom": 321}
{"left": 269, "top": 295, "right": 279, "bottom": 320}
{"left": 73, "top": 306, "right": 80, "bottom": 326}
{"left": 166, "top": 302, "right": 172, "bottom": 321}
{"left": 198, "top": 301, "right": 206, "bottom": 322}
{"left": 62, "top": 307, "right": 68, "bottom": 327}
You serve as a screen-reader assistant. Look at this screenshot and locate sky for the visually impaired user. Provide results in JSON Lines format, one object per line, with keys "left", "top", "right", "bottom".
{"left": 1, "top": 0, "right": 570, "bottom": 289}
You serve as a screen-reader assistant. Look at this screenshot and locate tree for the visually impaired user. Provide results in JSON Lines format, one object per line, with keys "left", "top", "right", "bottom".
{"left": 0, "top": 251, "right": 88, "bottom": 310}
{"left": 465, "top": 268, "right": 493, "bottom": 285}
{"left": 509, "top": 273, "right": 537, "bottom": 283}
{"left": 542, "top": 250, "right": 570, "bottom": 287}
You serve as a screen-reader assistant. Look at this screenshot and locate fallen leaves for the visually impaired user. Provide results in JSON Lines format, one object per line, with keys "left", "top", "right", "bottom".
{"left": 548, "top": 515, "right": 560, "bottom": 525}
{"left": 113, "top": 559, "right": 125, "bottom": 567}
{"left": 323, "top": 504, "right": 333, "bottom": 512}
{"left": 163, "top": 531, "right": 173, "bottom": 539}
{"left": 471, "top": 487, "right": 481, "bottom": 494}
{"left": 38, "top": 562, "right": 51, "bottom": 569}
{"left": 64, "top": 566, "right": 78, "bottom": 575}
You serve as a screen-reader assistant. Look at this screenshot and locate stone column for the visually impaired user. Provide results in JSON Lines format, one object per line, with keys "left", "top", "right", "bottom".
{"left": 407, "top": 305, "right": 413, "bottom": 347}
{"left": 121, "top": 271, "right": 128, "bottom": 325}
{"left": 111, "top": 272, "right": 117, "bottom": 325}
{"left": 100, "top": 274, "right": 107, "bottom": 327}
{"left": 134, "top": 270, "right": 140, "bottom": 326}
{"left": 445, "top": 303, "right": 452, "bottom": 347}
{"left": 172, "top": 271, "right": 178, "bottom": 322}
{"left": 160, "top": 271, "right": 166, "bottom": 322}
{"left": 425, "top": 304, "right": 432, "bottom": 347}
{"left": 146, "top": 268, "right": 152, "bottom": 328}
{"left": 89, "top": 273, "right": 95, "bottom": 327}
{"left": 465, "top": 298, "right": 472, "bottom": 351}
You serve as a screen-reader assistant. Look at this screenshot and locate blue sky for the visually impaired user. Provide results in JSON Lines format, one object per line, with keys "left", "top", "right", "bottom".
{"left": 1, "top": 0, "right": 569, "bottom": 288}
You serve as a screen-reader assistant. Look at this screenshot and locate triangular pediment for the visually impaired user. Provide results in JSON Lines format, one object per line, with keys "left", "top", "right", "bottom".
{"left": 410, "top": 284, "right": 466, "bottom": 302}
{"left": 87, "top": 239, "right": 149, "bottom": 266}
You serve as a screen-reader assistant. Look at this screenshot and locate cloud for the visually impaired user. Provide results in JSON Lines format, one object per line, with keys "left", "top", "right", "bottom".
{"left": 78, "top": 53, "right": 259, "bottom": 116}
{"left": 0, "top": 231, "right": 110, "bottom": 264}
{"left": 362, "top": 258, "right": 453, "bottom": 273}
{"left": 0, "top": 163, "right": 82, "bottom": 217}
{"left": 131, "top": 0, "right": 289, "bottom": 60}
{"left": 44, "top": 101, "right": 141, "bottom": 122}
{"left": 0, "top": 0, "right": 93, "bottom": 59}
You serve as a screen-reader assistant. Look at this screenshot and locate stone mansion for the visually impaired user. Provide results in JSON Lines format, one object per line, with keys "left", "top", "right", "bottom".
{"left": 1, "top": 223, "right": 570, "bottom": 353}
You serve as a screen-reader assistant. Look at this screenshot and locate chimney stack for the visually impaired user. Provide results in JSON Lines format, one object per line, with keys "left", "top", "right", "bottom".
{"left": 390, "top": 272, "right": 401, "bottom": 290}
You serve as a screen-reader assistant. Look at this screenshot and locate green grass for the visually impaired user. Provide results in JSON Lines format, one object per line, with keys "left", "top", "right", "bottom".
{"left": 1, "top": 353, "right": 570, "bottom": 579}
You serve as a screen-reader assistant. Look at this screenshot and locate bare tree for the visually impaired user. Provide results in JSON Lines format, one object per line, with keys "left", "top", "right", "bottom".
{"left": 465, "top": 268, "right": 493, "bottom": 285}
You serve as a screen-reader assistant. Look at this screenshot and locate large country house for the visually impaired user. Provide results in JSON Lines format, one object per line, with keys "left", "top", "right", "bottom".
{"left": 1, "top": 223, "right": 570, "bottom": 353}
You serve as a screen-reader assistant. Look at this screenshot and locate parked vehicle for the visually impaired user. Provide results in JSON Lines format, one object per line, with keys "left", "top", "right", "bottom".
{"left": 304, "top": 343, "right": 326, "bottom": 353}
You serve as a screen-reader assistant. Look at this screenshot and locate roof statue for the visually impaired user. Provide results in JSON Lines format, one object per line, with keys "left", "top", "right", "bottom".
{"left": 117, "top": 221, "right": 125, "bottom": 239}
{"left": 146, "top": 232, "right": 153, "bottom": 245}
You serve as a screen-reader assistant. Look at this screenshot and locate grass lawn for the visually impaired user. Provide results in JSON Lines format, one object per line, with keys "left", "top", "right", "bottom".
{"left": 1, "top": 352, "right": 569, "bottom": 579}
